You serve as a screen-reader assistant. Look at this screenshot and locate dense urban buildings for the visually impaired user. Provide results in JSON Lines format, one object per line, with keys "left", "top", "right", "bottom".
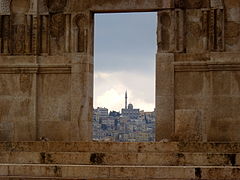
{"left": 93, "top": 92, "right": 155, "bottom": 142}
{"left": 1, "top": 1, "right": 240, "bottom": 179}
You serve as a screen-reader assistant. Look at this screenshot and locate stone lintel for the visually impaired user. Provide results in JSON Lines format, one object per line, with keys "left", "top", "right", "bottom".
{"left": 67, "top": 0, "right": 174, "bottom": 13}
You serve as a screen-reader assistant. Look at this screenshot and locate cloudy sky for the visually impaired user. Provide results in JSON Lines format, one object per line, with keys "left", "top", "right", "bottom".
{"left": 94, "top": 12, "right": 157, "bottom": 112}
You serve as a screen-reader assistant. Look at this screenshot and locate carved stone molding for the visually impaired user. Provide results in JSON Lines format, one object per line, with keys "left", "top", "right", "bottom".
{"left": 158, "top": 10, "right": 185, "bottom": 53}
{"left": 50, "top": 14, "right": 65, "bottom": 38}
{"left": 49, "top": 13, "right": 66, "bottom": 55}
{"left": 0, "top": 65, "right": 38, "bottom": 73}
{"left": 38, "top": 65, "right": 71, "bottom": 74}
{"left": 0, "top": 64, "right": 71, "bottom": 74}
{"left": 157, "top": 11, "right": 173, "bottom": 52}
{"left": 39, "top": 0, "right": 49, "bottom": 15}
{"left": 175, "top": 0, "right": 210, "bottom": 8}
{"left": 0, "top": 0, "right": 10, "bottom": 15}
{"left": 74, "top": 13, "right": 88, "bottom": 53}
{"left": 210, "top": 0, "right": 223, "bottom": 9}
{"left": 175, "top": 0, "right": 184, "bottom": 8}
{"left": 174, "top": 62, "right": 240, "bottom": 72}
{"left": 185, "top": 0, "right": 203, "bottom": 8}
{"left": 174, "top": 0, "right": 224, "bottom": 9}
{"left": 10, "top": 0, "right": 31, "bottom": 55}
{"left": 47, "top": 0, "right": 67, "bottom": 13}
{"left": 28, "top": 0, "right": 37, "bottom": 14}
{"left": 10, "top": 0, "right": 29, "bottom": 14}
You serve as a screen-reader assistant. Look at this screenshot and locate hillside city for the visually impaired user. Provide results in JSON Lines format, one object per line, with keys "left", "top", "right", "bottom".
{"left": 93, "top": 91, "right": 155, "bottom": 142}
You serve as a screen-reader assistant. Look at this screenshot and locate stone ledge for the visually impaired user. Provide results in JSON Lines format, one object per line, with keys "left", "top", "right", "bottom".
{"left": 0, "top": 164, "right": 239, "bottom": 179}
{"left": 1, "top": 142, "right": 240, "bottom": 153}
{"left": 0, "top": 152, "right": 239, "bottom": 166}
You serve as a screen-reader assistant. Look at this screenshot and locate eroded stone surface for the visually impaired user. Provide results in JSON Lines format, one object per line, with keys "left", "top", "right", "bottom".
{"left": 0, "top": 0, "right": 239, "bottom": 144}
{"left": 0, "top": 142, "right": 239, "bottom": 179}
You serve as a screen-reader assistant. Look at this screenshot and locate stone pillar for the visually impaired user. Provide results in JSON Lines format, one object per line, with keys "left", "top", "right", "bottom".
{"left": 70, "top": 11, "right": 93, "bottom": 141}
{"left": 155, "top": 53, "right": 175, "bottom": 141}
{"left": 156, "top": 9, "right": 184, "bottom": 141}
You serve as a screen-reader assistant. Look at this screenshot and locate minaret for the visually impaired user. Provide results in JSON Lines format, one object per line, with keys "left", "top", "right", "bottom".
{"left": 125, "top": 90, "right": 128, "bottom": 109}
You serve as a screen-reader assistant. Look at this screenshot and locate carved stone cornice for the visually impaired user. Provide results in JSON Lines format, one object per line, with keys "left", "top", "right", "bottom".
{"left": 0, "top": 64, "right": 71, "bottom": 74}
{"left": 174, "top": 62, "right": 240, "bottom": 72}
{"left": 38, "top": 65, "right": 71, "bottom": 74}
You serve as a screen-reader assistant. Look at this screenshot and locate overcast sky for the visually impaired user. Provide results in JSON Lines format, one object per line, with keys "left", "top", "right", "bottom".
{"left": 94, "top": 12, "right": 157, "bottom": 112}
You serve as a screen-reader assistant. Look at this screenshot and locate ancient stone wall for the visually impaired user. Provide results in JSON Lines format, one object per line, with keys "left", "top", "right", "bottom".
{"left": 0, "top": 0, "right": 239, "bottom": 142}
{"left": 156, "top": 0, "right": 240, "bottom": 142}
{"left": 0, "top": 0, "right": 93, "bottom": 141}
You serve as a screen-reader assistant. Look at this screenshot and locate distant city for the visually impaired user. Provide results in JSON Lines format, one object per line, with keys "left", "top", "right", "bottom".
{"left": 93, "top": 91, "right": 155, "bottom": 142}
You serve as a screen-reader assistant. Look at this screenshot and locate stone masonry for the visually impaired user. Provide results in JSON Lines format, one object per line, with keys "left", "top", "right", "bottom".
{"left": 0, "top": 0, "right": 240, "bottom": 179}
{"left": 0, "top": 0, "right": 239, "bottom": 143}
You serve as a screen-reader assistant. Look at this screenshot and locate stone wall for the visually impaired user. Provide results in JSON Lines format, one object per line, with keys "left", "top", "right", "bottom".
{"left": 0, "top": 0, "right": 93, "bottom": 141}
{"left": 0, "top": 0, "right": 239, "bottom": 142}
{"left": 156, "top": 0, "right": 240, "bottom": 142}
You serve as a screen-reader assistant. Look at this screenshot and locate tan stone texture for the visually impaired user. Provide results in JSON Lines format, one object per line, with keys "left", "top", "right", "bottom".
{"left": 175, "top": 109, "right": 202, "bottom": 141}
{"left": 0, "top": 0, "right": 239, "bottom": 144}
{"left": 0, "top": 142, "right": 239, "bottom": 179}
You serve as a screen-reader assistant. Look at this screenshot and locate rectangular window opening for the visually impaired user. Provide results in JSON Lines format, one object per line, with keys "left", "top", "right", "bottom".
{"left": 93, "top": 12, "right": 157, "bottom": 142}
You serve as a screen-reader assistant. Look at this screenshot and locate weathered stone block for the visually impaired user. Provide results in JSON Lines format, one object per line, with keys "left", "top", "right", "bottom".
{"left": 211, "top": 97, "right": 233, "bottom": 120}
{"left": 175, "top": 96, "right": 206, "bottom": 110}
{"left": 175, "top": 109, "right": 202, "bottom": 141}
{"left": 14, "top": 121, "right": 36, "bottom": 141}
{"left": 212, "top": 71, "right": 231, "bottom": 95}
{"left": 232, "top": 72, "right": 240, "bottom": 95}
{"left": 38, "top": 74, "right": 71, "bottom": 122}
{"left": 156, "top": 96, "right": 174, "bottom": 141}
{"left": 175, "top": 72, "right": 204, "bottom": 96}
{"left": 38, "top": 121, "right": 71, "bottom": 141}
{"left": 208, "top": 118, "right": 240, "bottom": 142}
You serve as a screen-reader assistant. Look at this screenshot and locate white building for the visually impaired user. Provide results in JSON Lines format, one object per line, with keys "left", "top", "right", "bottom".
{"left": 121, "top": 91, "right": 140, "bottom": 119}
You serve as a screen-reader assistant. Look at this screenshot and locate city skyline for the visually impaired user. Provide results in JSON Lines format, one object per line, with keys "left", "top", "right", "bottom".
{"left": 94, "top": 90, "right": 155, "bottom": 112}
{"left": 94, "top": 12, "right": 157, "bottom": 112}
{"left": 93, "top": 98, "right": 155, "bottom": 142}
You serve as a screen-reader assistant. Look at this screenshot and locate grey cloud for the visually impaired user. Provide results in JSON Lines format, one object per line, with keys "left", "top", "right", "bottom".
{"left": 94, "top": 12, "right": 157, "bottom": 73}
{"left": 94, "top": 12, "right": 157, "bottom": 111}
